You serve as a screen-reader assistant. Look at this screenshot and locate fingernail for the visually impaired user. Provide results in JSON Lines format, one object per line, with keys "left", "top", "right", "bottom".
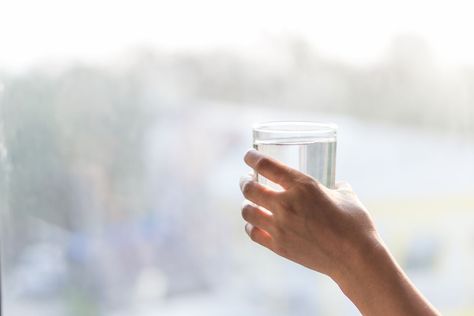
{"left": 245, "top": 223, "right": 252, "bottom": 235}
{"left": 244, "top": 149, "right": 260, "bottom": 165}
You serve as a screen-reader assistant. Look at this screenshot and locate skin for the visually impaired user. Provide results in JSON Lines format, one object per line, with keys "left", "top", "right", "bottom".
{"left": 239, "top": 149, "right": 441, "bottom": 316}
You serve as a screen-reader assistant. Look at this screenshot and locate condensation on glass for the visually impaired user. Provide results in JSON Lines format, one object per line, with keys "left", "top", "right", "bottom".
{"left": 253, "top": 121, "right": 337, "bottom": 189}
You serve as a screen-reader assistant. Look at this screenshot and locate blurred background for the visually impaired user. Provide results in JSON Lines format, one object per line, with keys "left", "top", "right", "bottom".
{"left": 1, "top": 0, "right": 474, "bottom": 315}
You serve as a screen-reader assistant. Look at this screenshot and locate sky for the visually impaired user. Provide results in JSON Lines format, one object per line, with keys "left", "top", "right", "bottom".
{"left": 1, "top": 0, "right": 474, "bottom": 71}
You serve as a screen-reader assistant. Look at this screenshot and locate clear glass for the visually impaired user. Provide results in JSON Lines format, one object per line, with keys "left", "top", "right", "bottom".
{"left": 253, "top": 121, "right": 337, "bottom": 189}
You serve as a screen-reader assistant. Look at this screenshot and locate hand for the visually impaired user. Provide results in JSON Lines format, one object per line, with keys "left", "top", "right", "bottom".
{"left": 239, "top": 149, "right": 441, "bottom": 316}
{"left": 239, "top": 149, "right": 378, "bottom": 279}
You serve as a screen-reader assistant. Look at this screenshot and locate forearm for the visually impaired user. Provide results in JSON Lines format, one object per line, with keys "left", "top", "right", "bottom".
{"left": 332, "top": 234, "right": 441, "bottom": 316}
{"left": 240, "top": 150, "right": 439, "bottom": 315}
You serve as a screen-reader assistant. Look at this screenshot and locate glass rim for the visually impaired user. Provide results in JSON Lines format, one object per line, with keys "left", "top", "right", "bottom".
{"left": 253, "top": 121, "right": 337, "bottom": 134}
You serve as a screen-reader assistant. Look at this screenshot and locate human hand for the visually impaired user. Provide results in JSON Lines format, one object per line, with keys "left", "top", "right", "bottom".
{"left": 239, "top": 149, "right": 379, "bottom": 278}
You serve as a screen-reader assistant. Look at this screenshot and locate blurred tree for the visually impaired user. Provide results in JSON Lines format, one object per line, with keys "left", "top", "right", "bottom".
{"left": 3, "top": 76, "right": 74, "bottom": 229}
{"left": 2, "top": 66, "right": 155, "bottom": 234}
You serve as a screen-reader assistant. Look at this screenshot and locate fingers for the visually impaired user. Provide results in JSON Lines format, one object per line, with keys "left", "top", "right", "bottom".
{"left": 241, "top": 202, "right": 274, "bottom": 231}
{"left": 240, "top": 175, "right": 278, "bottom": 210}
{"left": 245, "top": 223, "right": 273, "bottom": 250}
{"left": 244, "top": 149, "right": 302, "bottom": 189}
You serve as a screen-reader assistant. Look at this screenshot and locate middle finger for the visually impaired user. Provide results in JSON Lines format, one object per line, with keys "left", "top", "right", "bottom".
{"left": 240, "top": 177, "right": 279, "bottom": 210}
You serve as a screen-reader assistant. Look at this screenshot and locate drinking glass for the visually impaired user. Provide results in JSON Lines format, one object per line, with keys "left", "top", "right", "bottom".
{"left": 253, "top": 121, "right": 337, "bottom": 189}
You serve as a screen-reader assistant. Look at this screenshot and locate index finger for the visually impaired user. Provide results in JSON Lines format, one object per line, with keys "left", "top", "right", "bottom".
{"left": 244, "top": 149, "right": 303, "bottom": 189}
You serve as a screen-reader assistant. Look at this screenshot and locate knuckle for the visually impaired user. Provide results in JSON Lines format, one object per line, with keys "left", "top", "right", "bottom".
{"left": 249, "top": 228, "right": 259, "bottom": 242}
{"left": 296, "top": 177, "right": 321, "bottom": 194}
{"left": 277, "top": 199, "right": 292, "bottom": 214}
{"left": 255, "top": 157, "right": 272, "bottom": 171}
{"left": 312, "top": 179, "right": 323, "bottom": 189}
{"left": 305, "top": 178, "right": 319, "bottom": 189}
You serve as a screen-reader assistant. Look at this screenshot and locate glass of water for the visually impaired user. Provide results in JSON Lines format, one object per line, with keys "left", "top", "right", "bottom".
{"left": 253, "top": 121, "right": 337, "bottom": 189}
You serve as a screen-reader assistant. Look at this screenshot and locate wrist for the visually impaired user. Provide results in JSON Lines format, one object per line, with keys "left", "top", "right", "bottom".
{"left": 330, "top": 232, "right": 441, "bottom": 316}
{"left": 330, "top": 231, "right": 388, "bottom": 298}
